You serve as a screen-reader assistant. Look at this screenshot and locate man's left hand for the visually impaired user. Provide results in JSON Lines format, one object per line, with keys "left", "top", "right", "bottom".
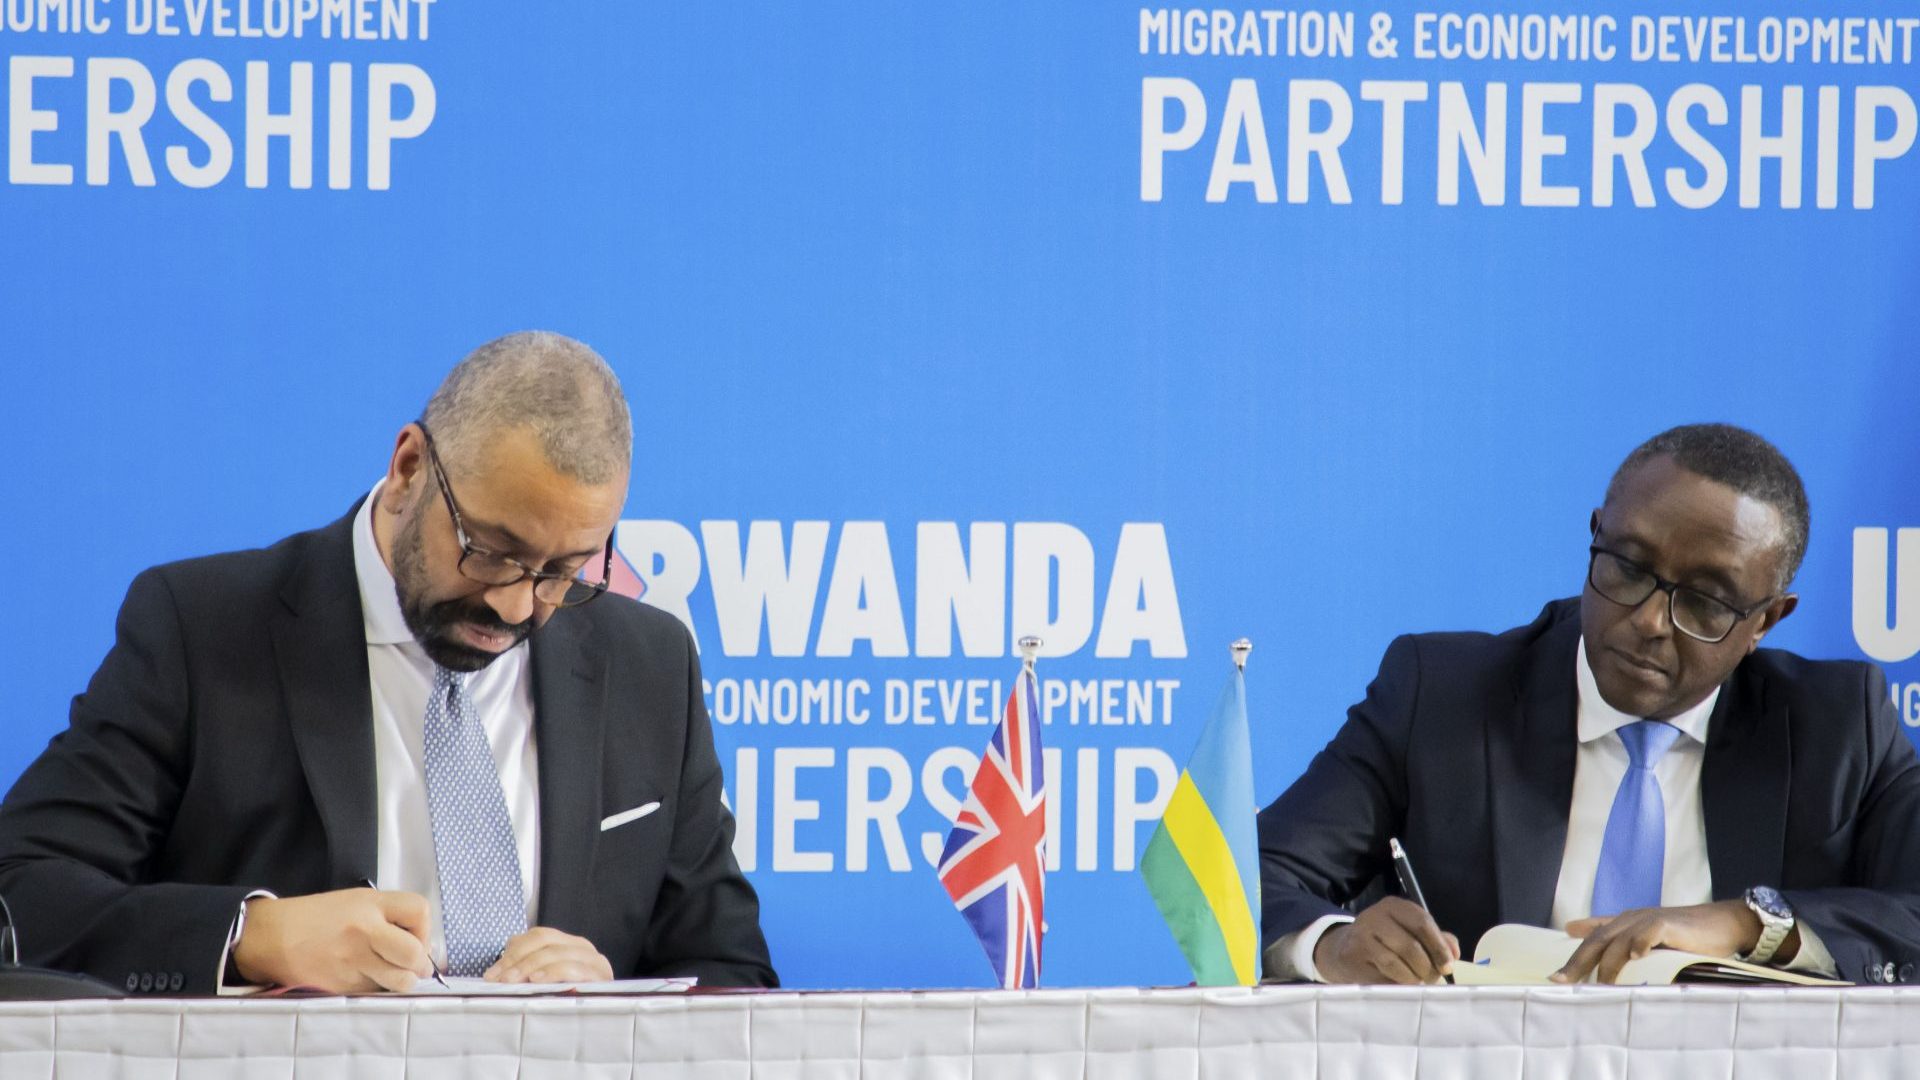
{"left": 484, "top": 927, "right": 615, "bottom": 983}
{"left": 1554, "top": 899, "right": 1787, "bottom": 984}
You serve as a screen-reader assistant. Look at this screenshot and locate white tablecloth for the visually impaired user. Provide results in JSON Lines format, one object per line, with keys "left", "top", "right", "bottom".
{"left": 1, "top": 985, "right": 1917, "bottom": 1079}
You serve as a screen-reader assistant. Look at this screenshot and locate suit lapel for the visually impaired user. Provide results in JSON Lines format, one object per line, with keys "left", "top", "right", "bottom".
{"left": 272, "top": 506, "right": 379, "bottom": 888}
{"left": 1701, "top": 666, "right": 1789, "bottom": 898}
{"left": 1487, "top": 613, "right": 1582, "bottom": 927}
{"left": 530, "top": 610, "right": 607, "bottom": 932}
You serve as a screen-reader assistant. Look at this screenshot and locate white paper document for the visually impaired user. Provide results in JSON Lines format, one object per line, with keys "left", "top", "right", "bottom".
{"left": 395, "top": 975, "right": 697, "bottom": 996}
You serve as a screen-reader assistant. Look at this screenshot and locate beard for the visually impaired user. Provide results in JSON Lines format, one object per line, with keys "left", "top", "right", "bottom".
{"left": 390, "top": 509, "right": 533, "bottom": 672}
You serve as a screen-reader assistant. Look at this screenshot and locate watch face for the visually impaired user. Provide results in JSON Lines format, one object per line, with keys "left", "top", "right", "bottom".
{"left": 1749, "top": 885, "right": 1792, "bottom": 920}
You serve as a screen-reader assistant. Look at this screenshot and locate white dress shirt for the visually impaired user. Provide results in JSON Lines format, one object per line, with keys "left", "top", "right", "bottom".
{"left": 353, "top": 484, "right": 543, "bottom": 964}
{"left": 1549, "top": 638, "right": 1714, "bottom": 925}
{"left": 1270, "top": 637, "right": 1833, "bottom": 980}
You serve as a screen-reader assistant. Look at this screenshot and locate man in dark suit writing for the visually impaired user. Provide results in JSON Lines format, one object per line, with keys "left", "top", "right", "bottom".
{"left": 0, "top": 331, "right": 776, "bottom": 994}
{"left": 1260, "top": 423, "right": 1920, "bottom": 985}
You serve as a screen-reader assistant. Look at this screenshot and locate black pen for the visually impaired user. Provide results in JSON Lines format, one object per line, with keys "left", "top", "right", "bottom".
{"left": 1389, "top": 837, "right": 1453, "bottom": 984}
{"left": 361, "top": 878, "right": 450, "bottom": 988}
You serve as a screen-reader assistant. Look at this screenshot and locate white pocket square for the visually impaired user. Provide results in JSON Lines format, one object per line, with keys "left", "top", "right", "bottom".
{"left": 600, "top": 802, "right": 661, "bottom": 831}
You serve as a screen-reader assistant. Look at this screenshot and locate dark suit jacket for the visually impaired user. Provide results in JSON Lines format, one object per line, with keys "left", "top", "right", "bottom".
{"left": 0, "top": 503, "right": 777, "bottom": 994}
{"left": 1259, "top": 598, "right": 1920, "bottom": 985}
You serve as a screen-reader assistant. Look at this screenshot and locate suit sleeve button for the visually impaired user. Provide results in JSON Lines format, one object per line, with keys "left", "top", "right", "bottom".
{"left": 169, "top": 972, "right": 184, "bottom": 992}
{"left": 125, "top": 974, "right": 139, "bottom": 991}
{"left": 138, "top": 973, "right": 154, "bottom": 992}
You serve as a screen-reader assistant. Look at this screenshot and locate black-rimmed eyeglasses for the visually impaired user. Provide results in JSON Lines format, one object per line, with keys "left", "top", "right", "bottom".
{"left": 1586, "top": 544, "right": 1771, "bottom": 644}
{"left": 417, "top": 422, "right": 613, "bottom": 608}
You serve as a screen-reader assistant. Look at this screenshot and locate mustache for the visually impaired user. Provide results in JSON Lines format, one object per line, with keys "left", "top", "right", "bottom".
{"left": 412, "top": 597, "right": 535, "bottom": 672}
{"left": 439, "top": 601, "right": 532, "bottom": 636}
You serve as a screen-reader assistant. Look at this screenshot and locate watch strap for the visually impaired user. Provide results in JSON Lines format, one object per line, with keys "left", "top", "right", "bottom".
{"left": 1741, "top": 888, "right": 1793, "bottom": 965}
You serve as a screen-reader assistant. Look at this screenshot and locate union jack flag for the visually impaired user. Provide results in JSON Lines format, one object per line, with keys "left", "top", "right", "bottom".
{"left": 937, "top": 658, "right": 1047, "bottom": 988}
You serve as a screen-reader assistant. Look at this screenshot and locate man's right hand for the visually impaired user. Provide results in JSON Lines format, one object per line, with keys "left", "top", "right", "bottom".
{"left": 1312, "top": 896, "right": 1460, "bottom": 984}
{"left": 231, "top": 888, "right": 434, "bottom": 992}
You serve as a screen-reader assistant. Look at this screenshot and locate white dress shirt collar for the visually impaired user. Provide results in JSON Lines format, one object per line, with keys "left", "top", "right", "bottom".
{"left": 1575, "top": 636, "right": 1717, "bottom": 747}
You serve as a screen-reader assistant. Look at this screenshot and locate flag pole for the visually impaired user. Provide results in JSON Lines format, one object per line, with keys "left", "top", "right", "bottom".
{"left": 1231, "top": 637, "right": 1252, "bottom": 670}
{"left": 1017, "top": 633, "right": 1045, "bottom": 943}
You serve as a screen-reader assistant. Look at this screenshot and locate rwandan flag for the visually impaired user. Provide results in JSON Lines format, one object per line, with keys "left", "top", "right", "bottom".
{"left": 1139, "top": 661, "right": 1259, "bottom": 985}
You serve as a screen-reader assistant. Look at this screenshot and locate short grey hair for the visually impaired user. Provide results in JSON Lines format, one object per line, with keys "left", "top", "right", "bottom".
{"left": 420, "top": 331, "right": 632, "bottom": 485}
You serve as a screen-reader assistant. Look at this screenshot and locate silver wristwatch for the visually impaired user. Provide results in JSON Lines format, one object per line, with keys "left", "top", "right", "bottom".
{"left": 1741, "top": 886, "right": 1794, "bottom": 965}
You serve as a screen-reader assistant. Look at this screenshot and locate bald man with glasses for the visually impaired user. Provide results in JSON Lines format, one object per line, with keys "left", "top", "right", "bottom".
{"left": 0, "top": 332, "right": 775, "bottom": 995}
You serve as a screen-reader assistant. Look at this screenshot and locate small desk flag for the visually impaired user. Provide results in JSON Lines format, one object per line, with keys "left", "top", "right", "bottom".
{"left": 1140, "top": 659, "right": 1260, "bottom": 985}
{"left": 937, "top": 656, "right": 1047, "bottom": 988}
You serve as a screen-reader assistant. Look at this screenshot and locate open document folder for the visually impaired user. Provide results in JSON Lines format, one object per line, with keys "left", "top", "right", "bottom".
{"left": 1451, "top": 924, "right": 1848, "bottom": 987}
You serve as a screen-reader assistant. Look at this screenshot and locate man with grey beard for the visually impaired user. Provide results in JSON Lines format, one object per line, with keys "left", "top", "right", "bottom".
{"left": 0, "top": 332, "right": 776, "bottom": 994}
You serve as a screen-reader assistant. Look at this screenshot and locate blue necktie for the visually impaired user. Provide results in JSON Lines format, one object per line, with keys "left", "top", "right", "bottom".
{"left": 423, "top": 666, "right": 528, "bottom": 976}
{"left": 1590, "top": 719, "right": 1683, "bottom": 918}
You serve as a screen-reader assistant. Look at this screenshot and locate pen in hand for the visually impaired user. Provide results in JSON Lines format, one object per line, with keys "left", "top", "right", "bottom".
{"left": 360, "top": 878, "right": 449, "bottom": 988}
{"left": 1388, "top": 837, "right": 1454, "bottom": 984}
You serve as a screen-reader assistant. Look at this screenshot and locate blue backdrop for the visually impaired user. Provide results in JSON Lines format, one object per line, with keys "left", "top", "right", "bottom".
{"left": 3, "top": 2, "right": 1917, "bottom": 989}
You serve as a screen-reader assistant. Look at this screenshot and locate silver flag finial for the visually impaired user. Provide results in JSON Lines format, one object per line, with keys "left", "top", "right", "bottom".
{"left": 1017, "top": 635, "right": 1043, "bottom": 662}
{"left": 1231, "top": 638, "right": 1253, "bottom": 670}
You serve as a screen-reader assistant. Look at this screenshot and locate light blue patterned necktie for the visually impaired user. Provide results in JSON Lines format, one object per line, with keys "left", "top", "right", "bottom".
{"left": 423, "top": 665, "right": 528, "bottom": 976}
{"left": 1589, "top": 719, "right": 1683, "bottom": 918}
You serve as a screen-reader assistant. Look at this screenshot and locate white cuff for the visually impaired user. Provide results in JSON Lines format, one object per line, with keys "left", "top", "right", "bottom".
{"left": 1780, "top": 922, "right": 1839, "bottom": 978}
{"left": 216, "top": 890, "right": 278, "bottom": 996}
{"left": 1262, "top": 914, "right": 1355, "bottom": 983}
